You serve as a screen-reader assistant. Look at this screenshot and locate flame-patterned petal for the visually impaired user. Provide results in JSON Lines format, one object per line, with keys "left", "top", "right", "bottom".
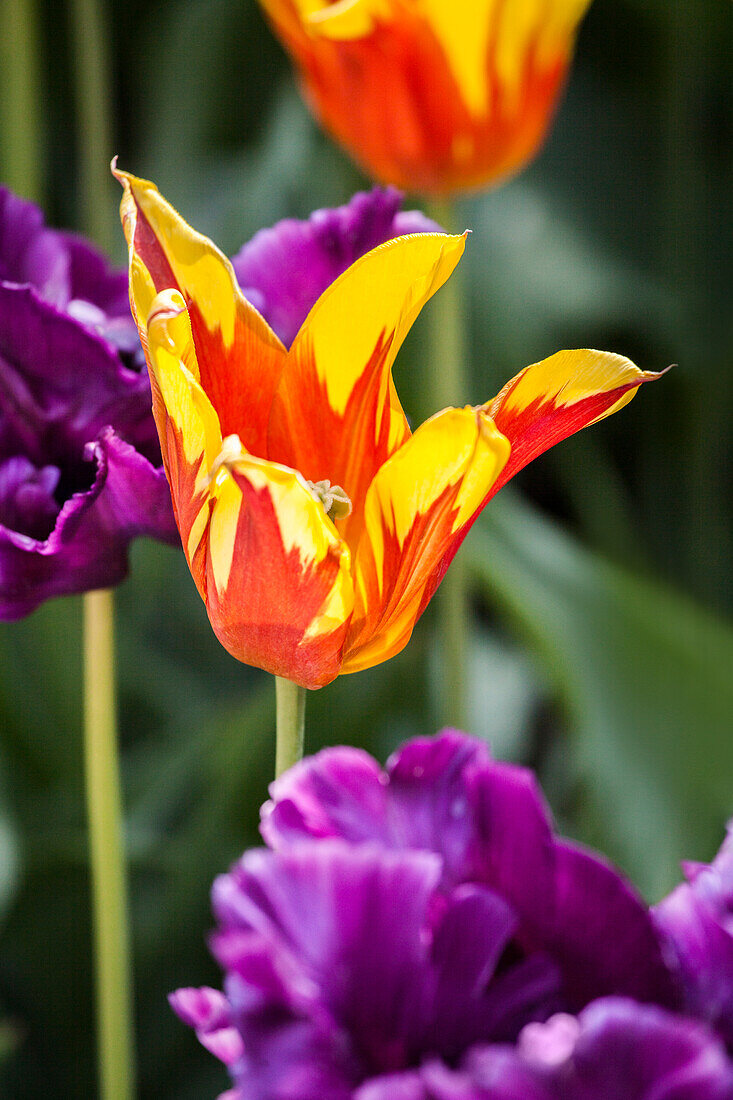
{"left": 342, "top": 406, "right": 510, "bottom": 672}
{"left": 484, "top": 349, "right": 667, "bottom": 499}
{"left": 115, "top": 166, "right": 286, "bottom": 455}
{"left": 205, "top": 450, "right": 354, "bottom": 688}
{"left": 118, "top": 170, "right": 665, "bottom": 687}
{"left": 267, "top": 231, "right": 466, "bottom": 547}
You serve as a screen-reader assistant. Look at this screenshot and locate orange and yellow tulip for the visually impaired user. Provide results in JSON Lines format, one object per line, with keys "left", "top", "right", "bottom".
{"left": 259, "top": 0, "right": 592, "bottom": 194}
{"left": 117, "top": 168, "right": 662, "bottom": 689}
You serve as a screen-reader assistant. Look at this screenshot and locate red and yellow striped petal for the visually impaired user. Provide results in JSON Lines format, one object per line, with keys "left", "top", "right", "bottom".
{"left": 341, "top": 405, "right": 509, "bottom": 673}
{"left": 267, "top": 231, "right": 466, "bottom": 548}
{"left": 115, "top": 165, "right": 286, "bottom": 455}
{"left": 205, "top": 449, "right": 354, "bottom": 688}
{"left": 145, "top": 289, "right": 223, "bottom": 597}
{"left": 483, "top": 349, "right": 666, "bottom": 499}
{"left": 145, "top": 288, "right": 353, "bottom": 688}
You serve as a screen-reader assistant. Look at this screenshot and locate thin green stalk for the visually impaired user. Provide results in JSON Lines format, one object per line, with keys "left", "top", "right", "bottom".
{"left": 83, "top": 590, "right": 135, "bottom": 1100}
{"left": 0, "top": 0, "right": 43, "bottom": 202}
{"left": 69, "top": 1, "right": 133, "bottom": 1091}
{"left": 426, "top": 197, "right": 470, "bottom": 729}
{"left": 275, "top": 677, "right": 307, "bottom": 777}
{"left": 69, "top": 0, "right": 115, "bottom": 254}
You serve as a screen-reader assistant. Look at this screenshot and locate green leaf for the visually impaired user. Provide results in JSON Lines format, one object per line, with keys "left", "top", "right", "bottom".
{"left": 467, "top": 492, "right": 733, "bottom": 899}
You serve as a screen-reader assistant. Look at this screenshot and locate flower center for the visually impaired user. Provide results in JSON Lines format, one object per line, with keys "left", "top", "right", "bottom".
{"left": 209, "top": 436, "right": 352, "bottom": 522}
{"left": 306, "top": 479, "right": 352, "bottom": 522}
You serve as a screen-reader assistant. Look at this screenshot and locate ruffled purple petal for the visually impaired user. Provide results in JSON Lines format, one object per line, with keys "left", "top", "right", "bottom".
{"left": 424, "top": 885, "right": 560, "bottom": 1056}
{"left": 0, "top": 428, "right": 177, "bottom": 618}
{"left": 58, "top": 231, "right": 131, "bottom": 319}
{"left": 0, "top": 283, "right": 157, "bottom": 462}
{"left": 174, "top": 838, "right": 568, "bottom": 1098}
{"left": 261, "top": 730, "right": 676, "bottom": 1012}
{"left": 464, "top": 1000, "right": 733, "bottom": 1099}
{"left": 261, "top": 746, "right": 390, "bottom": 850}
{"left": 559, "top": 998, "right": 733, "bottom": 1099}
{"left": 655, "top": 827, "right": 733, "bottom": 1045}
{"left": 0, "top": 456, "right": 60, "bottom": 541}
{"left": 0, "top": 187, "right": 71, "bottom": 307}
{"left": 230, "top": 187, "right": 440, "bottom": 347}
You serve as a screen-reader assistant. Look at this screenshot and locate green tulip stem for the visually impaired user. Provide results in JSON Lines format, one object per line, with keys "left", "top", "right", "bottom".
{"left": 83, "top": 590, "right": 135, "bottom": 1100}
{"left": 69, "top": 0, "right": 115, "bottom": 254}
{"left": 0, "top": 0, "right": 43, "bottom": 202}
{"left": 426, "top": 196, "right": 470, "bottom": 729}
{"left": 275, "top": 677, "right": 307, "bottom": 777}
{"left": 70, "top": 0, "right": 134, "bottom": 1091}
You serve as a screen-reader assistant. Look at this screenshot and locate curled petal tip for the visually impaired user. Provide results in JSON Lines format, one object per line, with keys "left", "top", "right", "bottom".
{"left": 148, "top": 289, "right": 188, "bottom": 334}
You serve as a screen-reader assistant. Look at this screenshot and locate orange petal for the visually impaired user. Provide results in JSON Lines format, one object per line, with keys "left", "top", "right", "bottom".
{"left": 342, "top": 405, "right": 509, "bottom": 673}
{"left": 115, "top": 165, "right": 286, "bottom": 455}
{"left": 484, "top": 349, "right": 667, "bottom": 498}
{"left": 204, "top": 447, "right": 354, "bottom": 689}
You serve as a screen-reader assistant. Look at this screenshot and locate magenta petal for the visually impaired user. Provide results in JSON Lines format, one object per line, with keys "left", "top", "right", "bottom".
{"left": 655, "top": 826, "right": 733, "bottom": 1045}
{"left": 260, "top": 746, "right": 390, "bottom": 849}
{"left": 0, "top": 429, "right": 176, "bottom": 618}
{"left": 261, "top": 731, "right": 676, "bottom": 1012}
{"left": 168, "top": 987, "right": 244, "bottom": 1068}
{"left": 563, "top": 998, "right": 733, "bottom": 1099}
{"left": 0, "top": 187, "right": 71, "bottom": 307}
{"left": 230, "top": 187, "right": 440, "bottom": 347}
{"left": 168, "top": 986, "right": 232, "bottom": 1032}
{"left": 354, "top": 1072, "right": 428, "bottom": 1100}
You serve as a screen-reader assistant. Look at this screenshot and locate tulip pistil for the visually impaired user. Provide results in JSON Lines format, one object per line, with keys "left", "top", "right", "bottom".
{"left": 307, "top": 479, "right": 352, "bottom": 522}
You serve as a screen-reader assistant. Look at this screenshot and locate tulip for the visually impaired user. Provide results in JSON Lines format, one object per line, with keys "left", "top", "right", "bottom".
{"left": 117, "top": 168, "right": 662, "bottom": 689}
{"left": 258, "top": 0, "right": 592, "bottom": 194}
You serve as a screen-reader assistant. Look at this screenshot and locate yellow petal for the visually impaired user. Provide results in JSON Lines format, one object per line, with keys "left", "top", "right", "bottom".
{"left": 487, "top": 348, "right": 662, "bottom": 428}
{"left": 305, "top": 0, "right": 391, "bottom": 38}
{"left": 289, "top": 231, "right": 466, "bottom": 421}
{"left": 116, "top": 165, "right": 287, "bottom": 454}
{"left": 116, "top": 166, "right": 282, "bottom": 355}
{"left": 146, "top": 290, "right": 222, "bottom": 492}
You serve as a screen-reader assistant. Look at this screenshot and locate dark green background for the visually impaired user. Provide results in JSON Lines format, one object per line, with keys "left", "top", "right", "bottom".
{"left": 0, "top": 0, "right": 731, "bottom": 1093}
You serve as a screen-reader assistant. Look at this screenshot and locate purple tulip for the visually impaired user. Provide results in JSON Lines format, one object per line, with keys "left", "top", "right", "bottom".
{"left": 261, "top": 730, "right": 676, "bottom": 1010}
{"left": 0, "top": 187, "right": 177, "bottom": 616}
{"left": 170, "top": 731, "right": 722, "bottom": 1100}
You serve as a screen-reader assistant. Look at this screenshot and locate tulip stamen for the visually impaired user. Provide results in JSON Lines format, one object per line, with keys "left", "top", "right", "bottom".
{"left": 307, "top": 479, "right": 352, "bottom": 522}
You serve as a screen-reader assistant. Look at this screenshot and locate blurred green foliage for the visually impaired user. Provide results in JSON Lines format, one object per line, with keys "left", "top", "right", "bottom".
{"left": 0, "top": 0, "right": 731, "bottom": 1094}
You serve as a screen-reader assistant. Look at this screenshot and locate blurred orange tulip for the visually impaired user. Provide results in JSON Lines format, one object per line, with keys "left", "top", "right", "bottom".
{"left": 260, "top": 0, "right": 592, "bottom": 193}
